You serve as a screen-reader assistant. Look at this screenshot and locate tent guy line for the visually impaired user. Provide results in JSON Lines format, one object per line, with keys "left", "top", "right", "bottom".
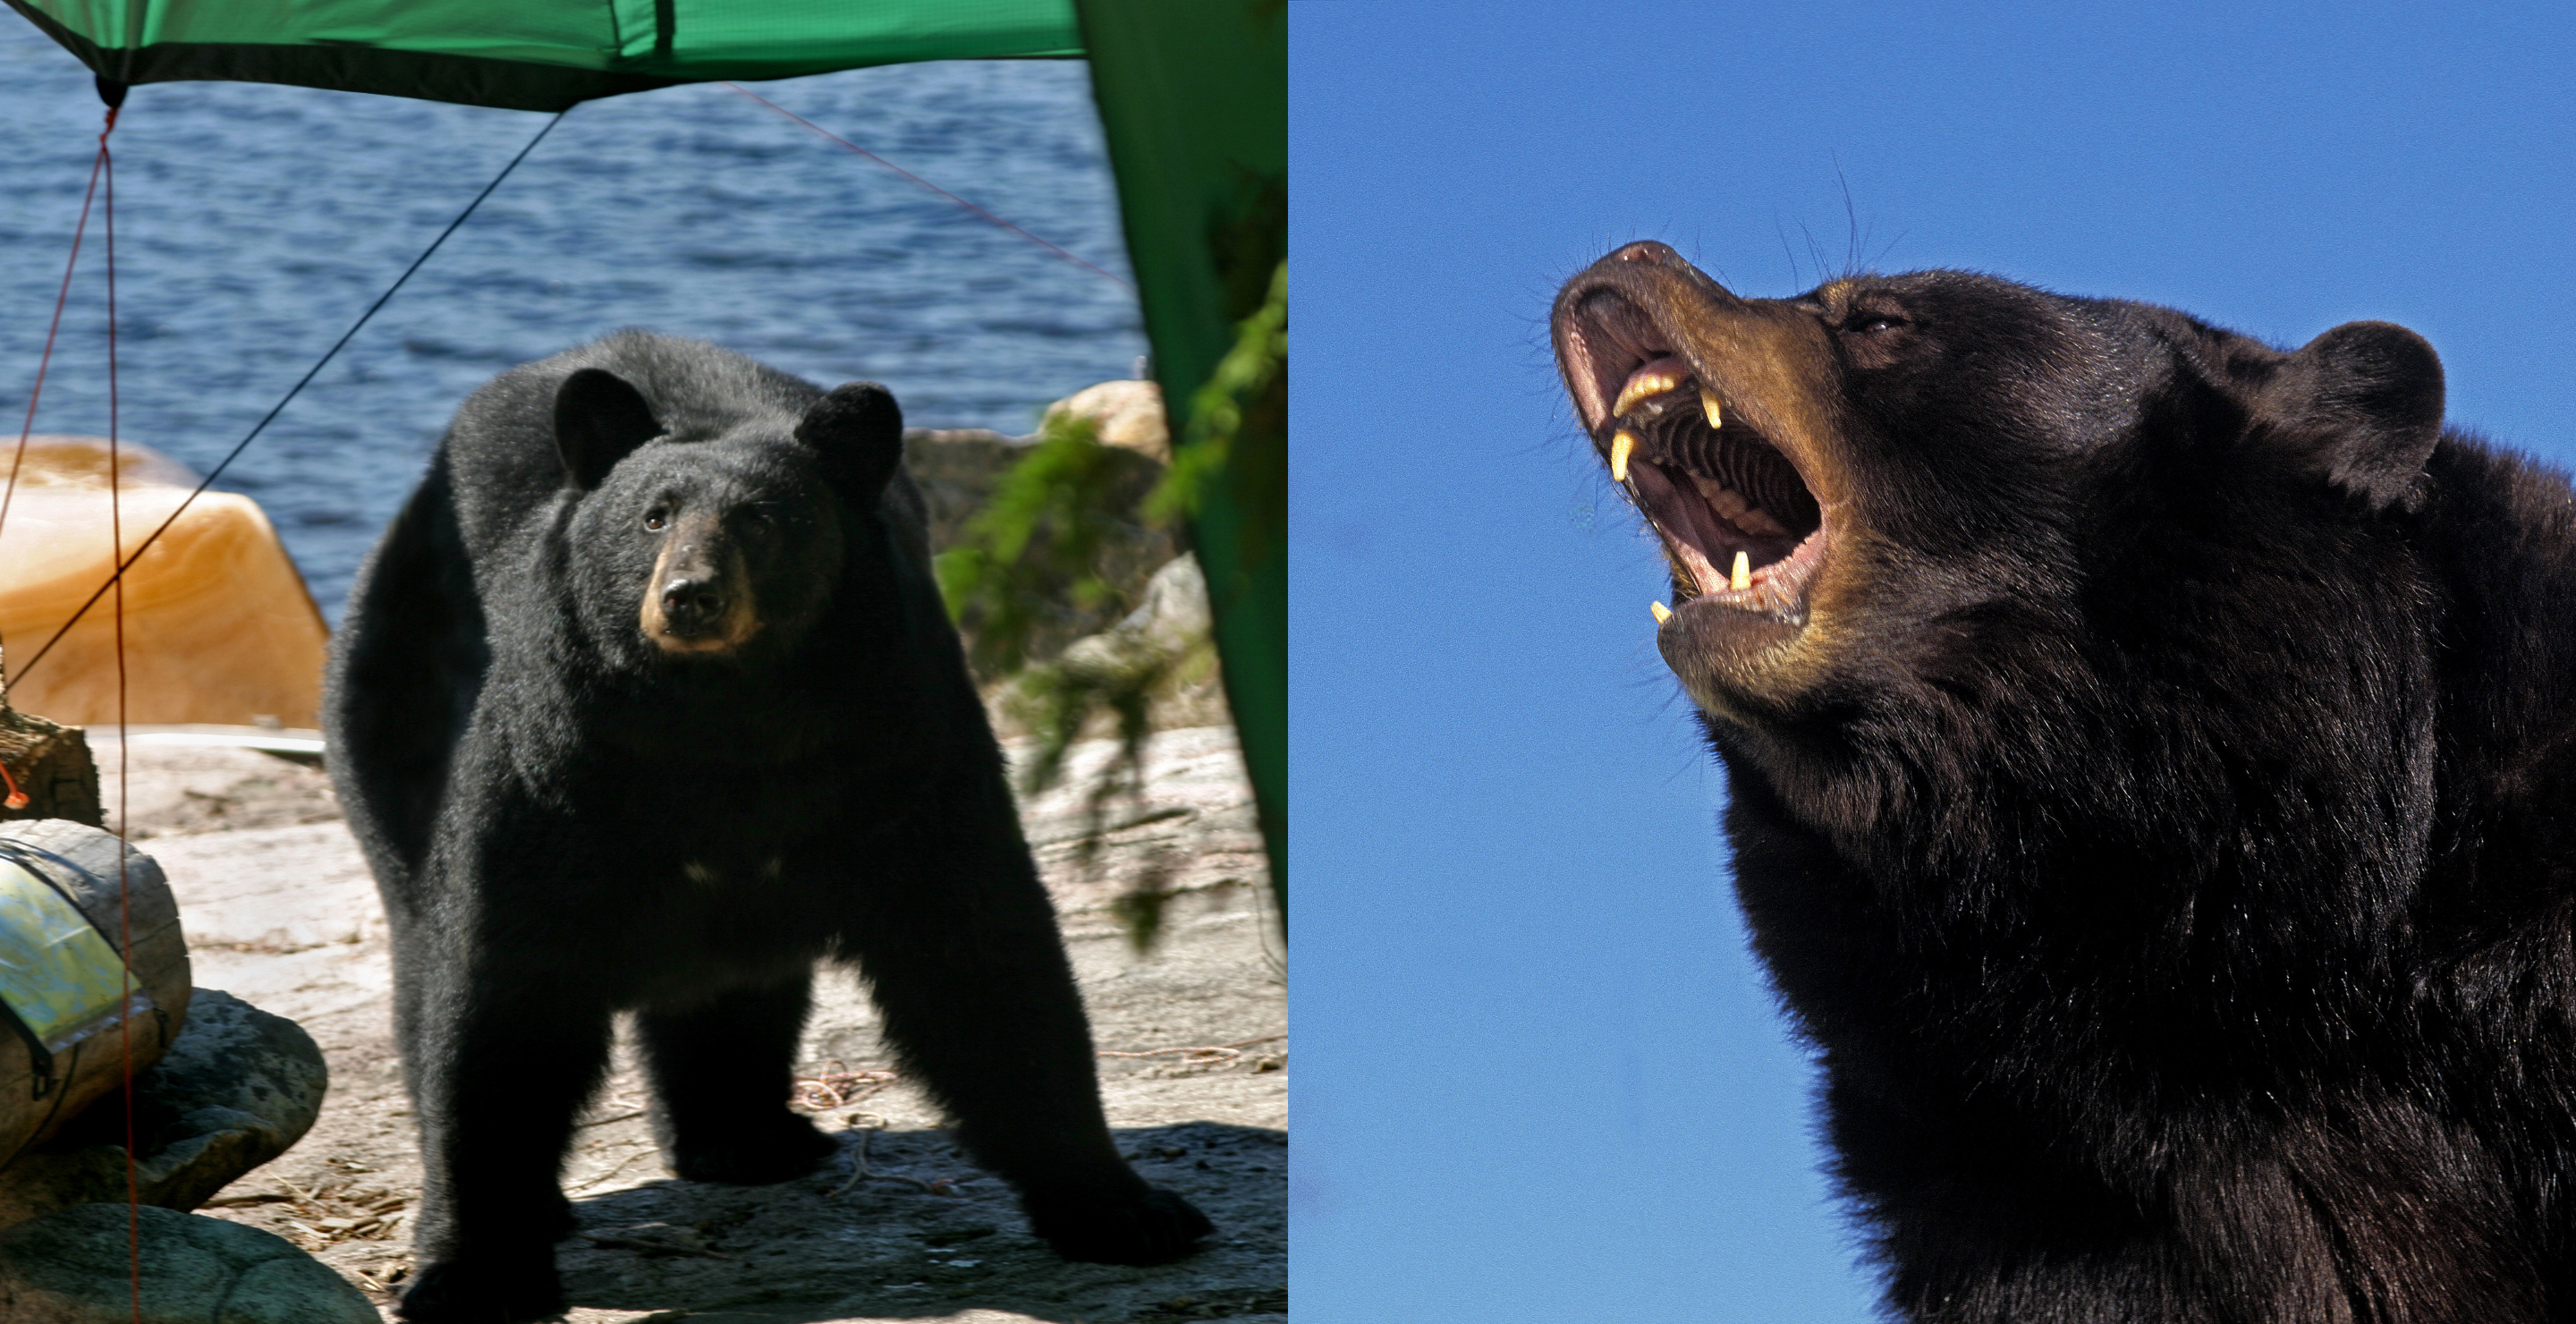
{"left": 2, "top": 102, "right": 566, "bottom": 692}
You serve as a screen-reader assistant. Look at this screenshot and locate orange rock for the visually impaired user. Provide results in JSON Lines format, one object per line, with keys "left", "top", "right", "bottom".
{"left": 0, "top": 437, "right": 326, "bottom": 729}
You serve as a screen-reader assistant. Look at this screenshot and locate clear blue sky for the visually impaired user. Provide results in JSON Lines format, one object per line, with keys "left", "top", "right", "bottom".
{"left": 1290, "top": 3, "right": 2576, "bottom": 1320}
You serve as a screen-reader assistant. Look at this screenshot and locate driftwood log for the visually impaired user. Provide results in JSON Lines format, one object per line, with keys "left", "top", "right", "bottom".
{"left": 0, "top": 819, "right": 188, "bottom": 1167}
{"left": 0, "top": 705, "right": 100, "bottom": 828}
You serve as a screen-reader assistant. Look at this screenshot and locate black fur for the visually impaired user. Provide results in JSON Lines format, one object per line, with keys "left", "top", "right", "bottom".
{"left": 326, "top": 330, "right": 1209, "bottom": 1324}
{"left": 1556, "top": 253, "right": 2576, "bottom": 1321}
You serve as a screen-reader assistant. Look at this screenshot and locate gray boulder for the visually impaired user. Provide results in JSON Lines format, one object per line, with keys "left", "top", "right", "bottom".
{"left": 1059, "top": 553, "right": 1215, "bottom": 675}
{"left": 0, "top": 1202, "right": 373, "bottom": 1323}
{"left": 0, "top": 989, "right": 326, "bottom": 1227}
{"left": 901, "top": 418, "right": 1182, "bottom": 674}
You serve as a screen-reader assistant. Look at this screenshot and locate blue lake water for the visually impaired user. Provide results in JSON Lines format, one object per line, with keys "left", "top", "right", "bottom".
{"left": 0, "top": 20, "right": 1144, "bottom": 620}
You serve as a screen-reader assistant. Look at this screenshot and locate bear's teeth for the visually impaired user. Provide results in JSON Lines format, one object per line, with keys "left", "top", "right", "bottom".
{"left": 1685, "top": 474, "right": 1788, "bottom": 538}
{"left": 1696, "top": 476, "right": 1749, "bottom": 518}
{"left": 1731, "top": 551, "right": 1752, "bottom": 590}
{"left": 1650, "top": 601, "right": 1673, "bottom": 624}
{"left": 1735, "top": 506, "right": 1790, "bottom": 538}
{"left": 1611, "top": 429, "right": 1636, "bottom": 483}
{"left": 1614, "top": 356, "right": 1690, "bottom": 417}
{"left": 1701, "top": 389, "right": 1723, "bottom": 429}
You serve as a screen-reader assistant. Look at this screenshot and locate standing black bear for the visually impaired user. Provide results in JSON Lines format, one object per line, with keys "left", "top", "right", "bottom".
{"left": 326, "top": 331, "right": 1210, "bottom": 1323}
{"left": 1553, "top": 242, "right": 2576, "bottom": 1321}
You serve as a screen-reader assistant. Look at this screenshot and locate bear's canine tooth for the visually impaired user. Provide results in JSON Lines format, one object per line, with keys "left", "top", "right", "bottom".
{"left": 1614, "top": 368, "right": 1686, "bottom": 418}
{"left": 1612, "top": 429, "right": 1636, "bottom": 483}
{"left": 1731, "top": 551, "right": 1752, "bottom": 591}
{"left": 1651, "top": 601, "right": 1673, "bottom": 624}
{"left": 1701, "top": 389, "right": 1723, "bottom": 429}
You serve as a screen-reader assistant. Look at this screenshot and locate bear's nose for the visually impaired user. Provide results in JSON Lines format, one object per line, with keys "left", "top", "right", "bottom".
{"left": 1611, "top": 241, "right": 1678, "bottom": 267}
{"left": 660, "top": 575, "right": 727, "bottom": 634}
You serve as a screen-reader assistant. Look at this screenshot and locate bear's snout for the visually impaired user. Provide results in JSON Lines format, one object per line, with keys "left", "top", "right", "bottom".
{"left": 640, "top": 512, "right": 761, "bottom": 655}
{"left": 659, "top": 572, "right": 728, "bottom": 634}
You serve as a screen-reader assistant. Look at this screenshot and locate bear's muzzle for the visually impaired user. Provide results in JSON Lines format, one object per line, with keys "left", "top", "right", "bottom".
{"left": 640, "top": 510, "right": 762, "bottom": 655}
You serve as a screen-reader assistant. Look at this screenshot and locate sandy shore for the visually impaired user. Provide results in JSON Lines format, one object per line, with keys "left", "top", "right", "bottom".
{"left": 92, "top": 726, "right": 1284, "bottom": 1324}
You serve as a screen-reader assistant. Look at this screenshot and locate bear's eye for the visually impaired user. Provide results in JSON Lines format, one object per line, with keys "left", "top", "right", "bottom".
{"left": 1844, "top": 312, "right": 1907, "bottom": 335}
{"left": 643, "top": 507, "right": 668, "bottom": 532}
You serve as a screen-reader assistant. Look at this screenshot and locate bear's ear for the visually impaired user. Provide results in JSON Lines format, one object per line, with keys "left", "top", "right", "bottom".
{"left": 795, "top": 382, "right": 906, "bottom": 501}
{"left": 2253, "top": 320, "right": 2444, "bottom": 510}
{"left": 555, "top": 368, "right": 663, "bottom": 489}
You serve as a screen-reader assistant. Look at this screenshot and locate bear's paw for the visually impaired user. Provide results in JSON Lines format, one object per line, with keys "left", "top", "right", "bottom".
{"left": 1026, "top": 1183, "right": 1214, "bottom": 1265}
{"left": 395, "top": 1252, "right": 564, "bottom": 1324}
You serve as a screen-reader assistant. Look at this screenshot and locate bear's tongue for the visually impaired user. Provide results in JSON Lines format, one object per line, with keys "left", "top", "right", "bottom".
{"left": 1605, "top": 355, "right": 1821, "bottom": 607}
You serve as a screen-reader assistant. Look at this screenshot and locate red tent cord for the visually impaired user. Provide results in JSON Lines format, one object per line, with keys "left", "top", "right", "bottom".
{"left": 99, "top": 89, "right": 142, "bottom": 1324}
{"left": 5, "top": 85, "right": 143, "bottom": 1324}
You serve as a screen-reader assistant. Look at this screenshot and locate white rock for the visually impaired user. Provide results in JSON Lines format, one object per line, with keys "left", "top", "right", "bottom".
{"left": 1042, "top": 378, "right": 1169, "bottom": 462}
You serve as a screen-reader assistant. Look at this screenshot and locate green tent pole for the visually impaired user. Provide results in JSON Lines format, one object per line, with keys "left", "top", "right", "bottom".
{"left": 1074, "top": 0, "right": 1284, "bottom": 926}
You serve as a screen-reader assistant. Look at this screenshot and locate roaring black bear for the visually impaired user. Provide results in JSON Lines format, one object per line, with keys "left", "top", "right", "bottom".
{"left": 326, "top": 331, "right": 1210, "bottom": 1323}
{"left": 1552, "top": 242, "right": 2576, "bottom": 1321}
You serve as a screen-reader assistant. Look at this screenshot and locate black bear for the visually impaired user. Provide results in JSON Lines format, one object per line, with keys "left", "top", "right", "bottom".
{"left": 1553, "top": 242, "right": 2576, "bottom": 1321}
{"left": 326, "top": 330, "right": 1210, "bottom": 1323}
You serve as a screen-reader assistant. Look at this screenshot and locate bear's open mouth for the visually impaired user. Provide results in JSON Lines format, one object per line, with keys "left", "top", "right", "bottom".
{"left": 1558, "top": 290, "right": 1829, "bottom": 621}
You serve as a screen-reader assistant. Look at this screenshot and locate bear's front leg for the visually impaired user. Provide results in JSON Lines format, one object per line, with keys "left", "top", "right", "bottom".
{"left": 837, "top": 767, "right": 1213, "bottom": 1266}
{"left": 639, "top": 971, "right": 839, "bottom": 1184}
{"left": 393, "top": 937, "right": 614, "bottom": 1324}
